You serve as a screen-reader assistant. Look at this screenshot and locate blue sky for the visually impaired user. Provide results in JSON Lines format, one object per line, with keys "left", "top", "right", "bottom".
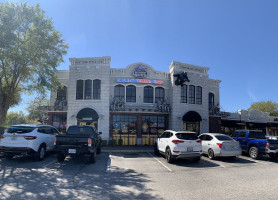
{"left": 7, "top": 0, "right": 278, "bottom": 113}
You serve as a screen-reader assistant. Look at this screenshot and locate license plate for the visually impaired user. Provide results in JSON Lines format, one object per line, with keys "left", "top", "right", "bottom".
{"left": 187, "top": 147, "right": 193, "bottom": 152}
{"left": 68, "top": 149, "right": 76, "bottom": 154}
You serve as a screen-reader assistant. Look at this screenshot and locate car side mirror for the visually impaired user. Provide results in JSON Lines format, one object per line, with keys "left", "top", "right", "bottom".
{"left": 98, "top": 132, "right": 102, "bottom": 135}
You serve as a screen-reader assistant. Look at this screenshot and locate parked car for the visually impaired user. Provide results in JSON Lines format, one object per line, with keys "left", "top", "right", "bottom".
{"left": 54, "top": 125, "right": 102, "bottom": 163}
{"left": 0, "top": 124, "right": 60, "bottom": 160}
{"left": 265, "top": 136, "right": 278, "bottom": 159}
{"left": 154, "top": 130, "right": 202, "bottom": 163}
{"left": 231, "top": 130, "right": 267, "bottom": 159}
{"left": 199, "top": 133, "right": 241, "bottom": 160}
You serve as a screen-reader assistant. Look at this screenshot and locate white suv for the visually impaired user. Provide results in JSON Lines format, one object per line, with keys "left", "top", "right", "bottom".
{"left": 0, "top": 124, "right": 60, "bottom": 161}
{"left": 154, "top": 130, "right": 202, "bottom": 163}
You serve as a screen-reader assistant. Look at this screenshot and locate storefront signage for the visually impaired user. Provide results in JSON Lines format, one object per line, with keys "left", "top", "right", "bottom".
{"left": 117, "top": 79, "right": 163, "bottom": 85}
{"left": 133, "top": 65, "right": 148, "bottom": 78}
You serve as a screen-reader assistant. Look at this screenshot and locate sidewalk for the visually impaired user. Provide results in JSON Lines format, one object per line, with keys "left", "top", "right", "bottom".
{"left": 102, "top": 146, "right": 153, "bottom": 153}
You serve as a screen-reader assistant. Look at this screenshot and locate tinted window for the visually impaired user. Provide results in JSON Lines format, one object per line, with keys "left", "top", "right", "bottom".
{"left": 181, "top": 84, "right": 187, "bottom": 103}
{"left": 215, "top": 135, "right": 233, "bottom": 141}
{"left": 126, "top": 85, "right": 136, "bottom": 102}
{"left": 239, "top": 132, "right": 246, "bottom": 138}
{"left": 248, "top": 131, "right": 266, "bottom": 139}
{"left": 7, "top": 126, "right": 35, "bottom": 134}
{"left": 176, "top": 133, "right": 198, "bottom": 140}
{"left": 199, "top": 135, "right": 205, "bottom": 140}
{"left": 51, "top": 128, "right": 59, "bottom": 135}
{"left": 67, "top": 126, "right": 94, "bottom": 135}
{"left": 165, "top": 132, "right": 172, "bottom": 138}
{"left": 144, "top": 86, "right": 154, "bottom": 103}
{"left": 205, "top": 135, "right": 213, "bottom": 141}
{"left": 160, "top": 132, "right": 167, "bottom": 138}
{"left": 93, "top": 79, "right": 101, "bottom": 99}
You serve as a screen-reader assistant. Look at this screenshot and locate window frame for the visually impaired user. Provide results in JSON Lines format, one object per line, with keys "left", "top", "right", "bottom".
{"left": 126, "top": 85, "right": 136, "bottom": 102}
{"left": 155, "top": 87, "right": 165, "bottom": 103}
{"left": 188, "top": 85, "right": 195, "bottom": 104}
{"left": 144, "top": 86, "right": 154, "bottom": 103}
{"left": 93, "top": 79, "right": 101, "bottom": 99}
{"left": 181, "top": 84, "right": 187, "bottom": 103}
{"left": 196, "top": 86, "right": 202, "bottom": 104}
{"left": 76, "top": 80, "right": 84, "bottom": 100}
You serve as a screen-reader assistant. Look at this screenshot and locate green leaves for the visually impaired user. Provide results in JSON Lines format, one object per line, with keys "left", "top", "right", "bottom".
{"left": 248, "top": 101, "right": 278, "bottom": 116}
{"left": 0, "top": 2, "right": 68, "bottom": 125}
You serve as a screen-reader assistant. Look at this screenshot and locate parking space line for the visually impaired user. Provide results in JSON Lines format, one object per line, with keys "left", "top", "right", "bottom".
{"left": 106, "top": 153, "right": 111, "bottom": 173}
{"left": 42, "top": 160, "right": 57, "bottom": 168}
{"left": 147, "top": 153, "right": 172, "bottom": 172}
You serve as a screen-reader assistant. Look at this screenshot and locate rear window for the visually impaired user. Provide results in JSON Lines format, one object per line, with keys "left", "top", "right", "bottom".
{"left": 176, "top": 133, "right": 198, "bottom": 140}
{"left": 215, "top": 135, "right": 233, "bottom": 141}
{"left": 67, "top": 126, "right": 93, "bottom": 135}
{"left": 7, "top": 126, "right": 35, "bottom": 134}
{"left": 248, "top": 131, "right": 266, "bottom": 139}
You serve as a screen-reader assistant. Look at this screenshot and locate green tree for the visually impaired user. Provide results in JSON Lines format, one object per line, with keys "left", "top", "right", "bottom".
{"left": 248, "top": 101, "right": 278, "bottom": 116}
{"left": 27, "top": 96, "right": 49, "bottom": 124}
{"left": 0, "top": 2, "right": 68, "bottom": 125}
{"left": 5, "top": 111, "right": 29, "bottom": 126}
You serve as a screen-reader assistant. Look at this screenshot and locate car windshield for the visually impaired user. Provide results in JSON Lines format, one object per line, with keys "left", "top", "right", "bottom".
{"left": 248, "top": 131, "right": 266, "bottom": 139}
{"left": 215, "top": 135, "right": 233, "bottom": 141}
{"left": 176, "top": 133, "right": 198, "bottom": 140}
{"left": 67, "top": 126, "right": 93, "bottom": 135}
{"left": 7, "top": 126, "right": 35, "bottom": 134}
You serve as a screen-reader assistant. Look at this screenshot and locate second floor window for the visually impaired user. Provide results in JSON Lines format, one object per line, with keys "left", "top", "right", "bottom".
{"left": 196, "top": 86, "right": 202, "bottom": 104}
{"left": 209, "top": 93, "right": 215, "bottom": 108}
{"left": 85, "top": 80, "right": 92, "bottom": 99}
{"left": 93, "top": 79, "right": 101, "bottom": 99}
{"left": 181, "top": 84, "right": 187, "bottom": 103}
{"left": 189, "top": 85, "right": 195, "bottom": 104}
{"left": 76, "top": 80, "right": 84, "bottom": 100}
{"left": 155, "top": 87, "right": 164, "bottom": 103}
{"left": 144, "top": 86, "right": 154, "bottom": 103}
{"left": 57, "top": 86, "right": 67, "bottom": 101}
{"left": 126, "top": 85, "right": 136, "bottom": 102}
{"left": 114, "top": 85, "right": 125, "bottom": 100}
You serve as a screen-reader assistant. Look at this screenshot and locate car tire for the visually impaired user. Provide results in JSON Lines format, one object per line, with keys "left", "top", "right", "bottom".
{"left": 57, "top": 153, "right": 66, "bottom": 162}
{"left": 166, "top": 148, "right": 173, "bottom": 163}
{"left": 192, "top": 157, "right": 201, "bottom": 162}
{"left": 35, "top": 145, "right": 46, "bottom": 161}
{"left": 249, "top": 147, "right": 260, "bottom": 160}
{"left": 89, "top": 149, "right": 96, "bottom": 164}
{"left": 97, "top": 145, "right": 101, "bottom": 154}
{"left": 154, "top": 143, "right": 159, "bottom": 155}
{"left": 208, "top": 149, "right": 215, "bottom": 160}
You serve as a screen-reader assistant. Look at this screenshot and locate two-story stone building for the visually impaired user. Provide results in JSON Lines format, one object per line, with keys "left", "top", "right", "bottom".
{"left": 47, "top": 56, "right": 221, "bottom": 145}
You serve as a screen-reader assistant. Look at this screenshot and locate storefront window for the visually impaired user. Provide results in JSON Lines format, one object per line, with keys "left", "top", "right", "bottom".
{"left": 112, "top": 115, "right": 137, "bottom": 135}
{"left": 52, "top": 114, "right": 67, "bottom": 133}
{"left": 142, "top": 115, "right": 166, "bottom": 135}
{"left": 183, "top": 121, "right": 200, "bottom": 134}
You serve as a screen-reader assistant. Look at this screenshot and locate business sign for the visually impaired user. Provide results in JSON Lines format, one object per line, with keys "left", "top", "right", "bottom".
{"left": 117, "top": 78, "right": 163, "bottom": 85}
{"left": 133, "top": 65, "right": 148, "bottom": 78}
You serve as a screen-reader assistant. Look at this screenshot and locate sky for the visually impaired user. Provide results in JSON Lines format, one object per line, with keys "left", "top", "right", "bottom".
{"left": 6, "top": 0, "right": 278, "bottom": 114}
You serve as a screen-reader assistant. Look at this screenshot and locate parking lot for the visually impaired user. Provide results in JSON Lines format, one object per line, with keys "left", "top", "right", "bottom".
{"left": 1, "top": 151, "right": 278, "bottom": 200}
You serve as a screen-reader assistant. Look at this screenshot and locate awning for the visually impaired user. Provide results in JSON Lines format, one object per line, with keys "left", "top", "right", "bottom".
{"left": 246, "top": 122, "right": 268, "bottom": 128}
{"left": 182, "top": 111, "right": 202, "bottom": 121}
{"left": 76, "top": 108, "right": 99, "bottom": 120}
{"left": 221, "top": 120, "right": 246, "bottom": 127}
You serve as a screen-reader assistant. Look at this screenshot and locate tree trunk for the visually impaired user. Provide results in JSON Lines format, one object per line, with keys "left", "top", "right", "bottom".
{"left": 0, "top": 95, "right": 9, "bottom": 126}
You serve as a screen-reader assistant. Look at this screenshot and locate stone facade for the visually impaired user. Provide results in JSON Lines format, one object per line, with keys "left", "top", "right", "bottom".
{"left": 48, "top": 56, "right": 221, "bottom": 143}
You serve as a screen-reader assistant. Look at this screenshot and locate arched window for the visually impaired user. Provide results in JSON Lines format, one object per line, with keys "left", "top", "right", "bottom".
{"left": 209, "top": 92, "right": 215, "bottom": 108}
{"left": 144, "top": 86, "right": 154, "bottom": 103}
{"left": 126, "top": 85, "right": 136, "bottom": 102}
{"left": 76, "top": 80, "right": 84, "bottom": 100}
{"left": 196, "top": 86, "right": 202, "bottom": 104}
{"left": 189, "top": 85, "right": 195, "bottom": 104}
{"left": 93, "top": 79, "right": 101, "bottom": 99}
{"left": 85, "top": 79, "right": 92, "bottom": 99}
{"left": 114, "top": 85, "right": 125, "bottom": 100}
{"left": 180, "top": 84, "right": 187, "bottom": 103}
{"left": 155, "top": 87, "right": 164, "bottom": 103}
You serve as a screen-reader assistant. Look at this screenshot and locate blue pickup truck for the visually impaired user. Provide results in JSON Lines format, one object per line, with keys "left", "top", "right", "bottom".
{"left": 231, "top": 130, "right": 267, "bottom": 159}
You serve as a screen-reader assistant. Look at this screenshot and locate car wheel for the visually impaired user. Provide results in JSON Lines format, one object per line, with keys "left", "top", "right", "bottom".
{"left": 166, "top": 148, "right": 173, "bottom": 163}
{"left": 208, "top": 149, "right": 215, "bottom": 160}
{"left": 57, "top": 153, "right": 65, "bottom": 162}
{"left": 249, "top": 147, "right": 260, "bottom": 159}
{"left": 89, "top": 149, "right": 96, "bottom": 164}
{"left": 35, "top": 145, "right": 46, "bottom": 161}
{"left": 97, "top": 145, "right": 101, "bottom": 154}
{"left": 154, "top": 143, "right": 159, "bottom": 155}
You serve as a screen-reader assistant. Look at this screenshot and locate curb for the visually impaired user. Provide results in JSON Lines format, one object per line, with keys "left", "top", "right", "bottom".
{"left": 102, "top": 149, "right": 153, "bottom": 153}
